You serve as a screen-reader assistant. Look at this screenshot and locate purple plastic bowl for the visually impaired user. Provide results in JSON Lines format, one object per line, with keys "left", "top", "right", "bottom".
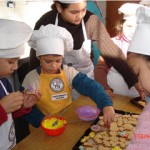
{"left": 76, "top": 105, "right": 100, "bottom": 121}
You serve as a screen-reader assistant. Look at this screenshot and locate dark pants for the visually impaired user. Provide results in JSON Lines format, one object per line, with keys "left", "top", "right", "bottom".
{"left": 14, "top": 117, "right": 30, "bottom": 143}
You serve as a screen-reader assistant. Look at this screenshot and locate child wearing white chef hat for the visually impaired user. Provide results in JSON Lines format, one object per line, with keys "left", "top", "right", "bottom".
{"left": 0, "top": 19, "right": 32, "bottom": 58}
{"left": 127, "top": 5, "right": 150, "bottom": 87}
{"left": 0, "top": 19, "right": 41, "bottom": 150}
{"left": 23, "top": 24, "right": 115, "bottom": 128}
{"left": 118, "top": 3, "right": 142, "bottom": 42}
{"left": 107, "top": 3, "right": 143, "bottom": 98}
{"left": 127, "top": 6, "right": 150, "bottom": 149}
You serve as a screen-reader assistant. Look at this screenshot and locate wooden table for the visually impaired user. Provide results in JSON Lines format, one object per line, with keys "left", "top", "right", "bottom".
{"left": 13, "top": 95, "right": 142, "bottom": 150}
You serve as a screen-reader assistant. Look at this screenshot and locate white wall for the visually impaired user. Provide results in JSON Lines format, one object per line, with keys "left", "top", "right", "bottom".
{"left": 0, "top": 1, "right": 52, "bottom": 26}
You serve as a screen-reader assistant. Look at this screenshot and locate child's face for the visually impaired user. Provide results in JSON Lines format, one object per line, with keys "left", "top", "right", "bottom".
{"left": 123, "top": 19, "right": 137, "bottom": 41}
{"left": 39, "top": 55, "right": 63, "bottom": 74}
{"left": 0, "top": 58, "right": 19, "bottom": 77}
{"left": 127, "top": 53, "right": 150, "bottom": 95}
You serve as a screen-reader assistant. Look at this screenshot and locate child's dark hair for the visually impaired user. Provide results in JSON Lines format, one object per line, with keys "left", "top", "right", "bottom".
{"left": 128, "top": 52, "right": 150, "bottom": 62}
{"left": 113, "top": 19, "right": 125, "bottom": 36}
{"left": 142, "top": 54, "right": 150, "bottom": 62}
{"left": 51, "top": 1, "right": 70, "bottom": 12}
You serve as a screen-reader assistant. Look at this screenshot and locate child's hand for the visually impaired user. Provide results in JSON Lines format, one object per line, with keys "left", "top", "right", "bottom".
{"left": 135, "top": 82, "right": 145, "bottom": 100}
{"left": 103, "top": 106, "right": 115, "bottom": 127}
{"left": 0, "top": 91, "right": 24, "bottom": 113}
{"left": 22, "top": 90, "right": 41, "bottom": 109}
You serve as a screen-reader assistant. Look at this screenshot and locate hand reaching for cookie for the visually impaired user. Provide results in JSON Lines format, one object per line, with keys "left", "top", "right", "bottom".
{"left": 103, "top": 106, "right": 115, "bottom": 127}
{"left": 134, "top": 82, "right": 145, "bottom": 100}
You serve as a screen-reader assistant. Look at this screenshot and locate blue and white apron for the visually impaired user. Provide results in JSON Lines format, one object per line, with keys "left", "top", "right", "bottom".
{"left": 0, "top": 80, "right": 16, "bottom": 150}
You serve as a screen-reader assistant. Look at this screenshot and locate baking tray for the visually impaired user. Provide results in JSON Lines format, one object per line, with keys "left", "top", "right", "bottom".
{"left": 73, "top": 109, "right": 138, "bottom": 150}
{"left": 130, "top": 96, "right": 145, "bottom": 108}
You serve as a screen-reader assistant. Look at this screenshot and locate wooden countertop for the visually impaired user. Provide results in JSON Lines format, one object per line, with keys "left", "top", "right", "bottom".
{"left": 13, "top": 95, "right": 142, "bottom": 150}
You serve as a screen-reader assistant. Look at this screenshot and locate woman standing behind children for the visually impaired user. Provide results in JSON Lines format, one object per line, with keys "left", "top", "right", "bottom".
{"left": 0, "top": 19, "right": 41, "bottom": 150}
{"left": 23, "top": 24, "right": 115, "bottom": 127}
{"left": 29, "top": 0, "right": 139, "bottom": 95}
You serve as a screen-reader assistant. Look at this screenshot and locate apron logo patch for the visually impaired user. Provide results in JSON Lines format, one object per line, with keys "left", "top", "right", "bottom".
{"left": 50, "top": 78, "right": 64, "bottom": 92}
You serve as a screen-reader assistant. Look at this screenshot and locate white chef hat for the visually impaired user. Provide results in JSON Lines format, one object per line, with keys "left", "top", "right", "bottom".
{"left": 57, "top": 0, "right": 84, "bottom": 4}
{"left": 118, "top": 3, "right": 142, "bottom": 20}
{"left": 128, "top": 6, "right": 150, "bottom": 55}
{"left": 140, "top": 0, "right": 150, "bottom": 6}
{"left": 0, "top": 19, "right": 32, "bottom": 58}
{"left": 28, "top": 24, "right": 73, "bottom": 57}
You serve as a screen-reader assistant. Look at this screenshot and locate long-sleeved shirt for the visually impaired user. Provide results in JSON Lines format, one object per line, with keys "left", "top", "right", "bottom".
{"left": 0, "top": 78, "right": 31, "bottom": 126}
